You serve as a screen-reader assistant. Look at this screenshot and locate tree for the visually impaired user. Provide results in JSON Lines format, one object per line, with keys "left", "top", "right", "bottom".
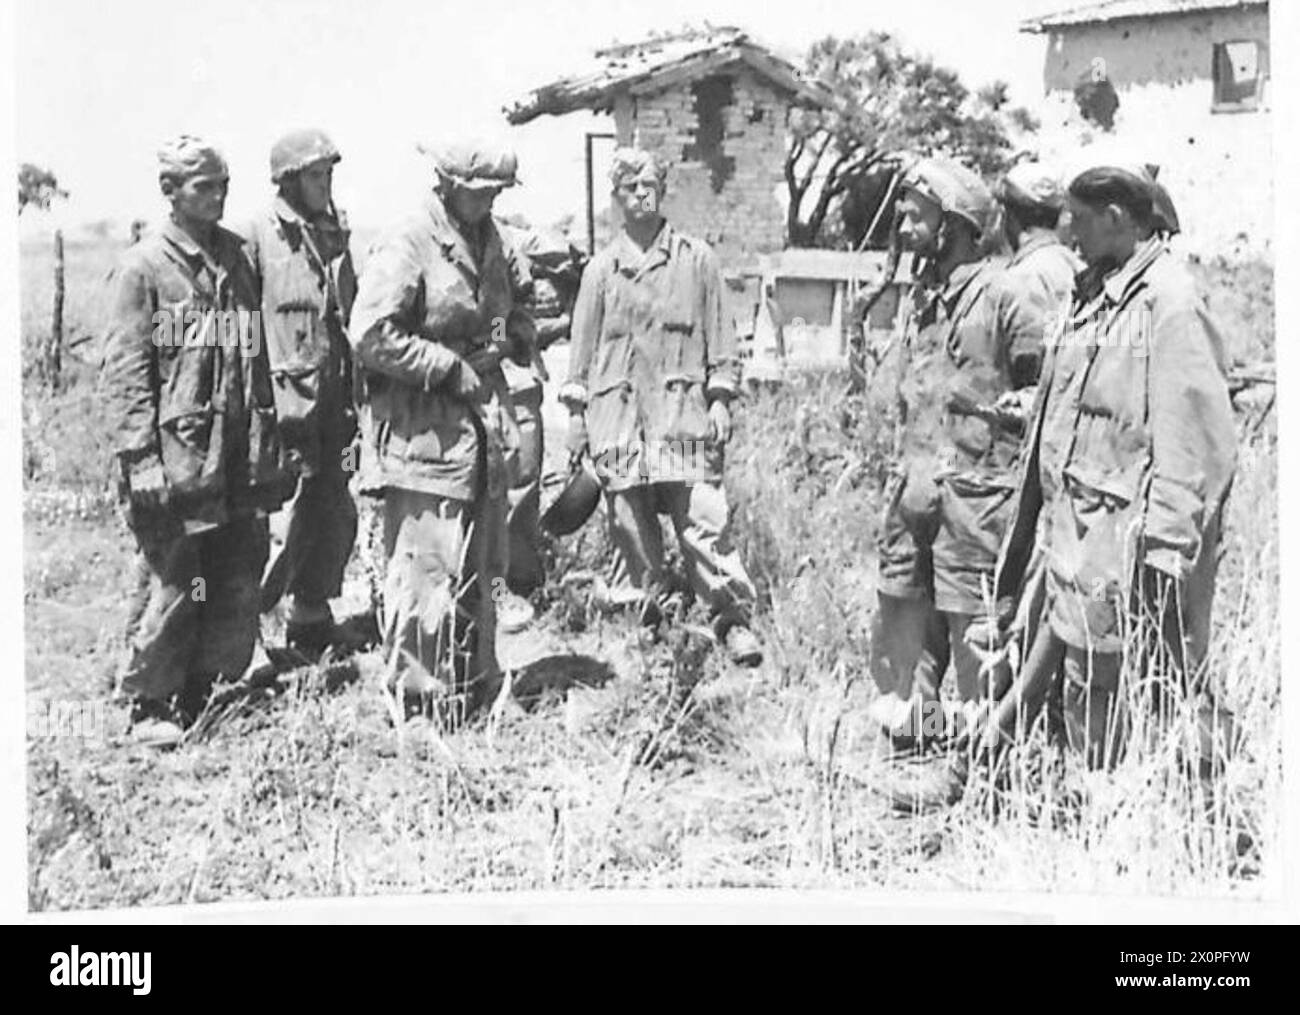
{"left": 785, "top": 33, "right": 1038, "bottom": 248}
{"left": 18, "top": 163, "right": 68, "bottom": 213}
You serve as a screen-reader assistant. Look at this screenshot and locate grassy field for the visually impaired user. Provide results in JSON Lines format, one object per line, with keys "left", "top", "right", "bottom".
{"left": 22, "top": 234, "right": 1279, "bottom": 910}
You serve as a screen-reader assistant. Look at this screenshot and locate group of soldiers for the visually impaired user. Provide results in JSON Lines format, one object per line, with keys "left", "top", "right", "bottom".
{"left": 864, "top": 155, "right": 1236, "bottom": 812}
{"left": 102, "top": 133, "right": 763, "bottom": 748}
{"left": 101, "top": 129, "right": 1239, "bottom": 818}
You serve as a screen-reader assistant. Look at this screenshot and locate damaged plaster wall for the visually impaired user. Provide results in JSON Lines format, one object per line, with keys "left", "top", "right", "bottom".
{"left": 1034, "top": 6, "right": 1271, "bottom": 256}
{"left": 612, "top": 67, "right": 789, "bottom": 264}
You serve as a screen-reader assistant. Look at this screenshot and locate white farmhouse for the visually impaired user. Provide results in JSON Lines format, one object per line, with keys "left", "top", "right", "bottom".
{"left": 1021, "top": 0, "right": 1271, "bottom": 257}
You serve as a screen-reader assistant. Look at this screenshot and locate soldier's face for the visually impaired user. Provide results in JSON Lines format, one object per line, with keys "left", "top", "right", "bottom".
{"left": 896, "top": 187, "right": 943, "bottom": 253}
{"left": 613, "top": 170, "right": 664, "bottom": 223}
{"left": 1067, "top": 196, "right": 1117, "bottom": 267}
{"left": 166, "top": 173, "right": 228, "bottom": 225}
{"left": 445, "top": 184, "right": 498, "bottom": 226}
{"left": 295, "top": 161, "right": 334, "bottom": 216}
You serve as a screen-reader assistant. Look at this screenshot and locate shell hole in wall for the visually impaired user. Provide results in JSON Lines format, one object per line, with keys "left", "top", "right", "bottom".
{"left": 684, "top": 75, "right": 737, "bottom": 193}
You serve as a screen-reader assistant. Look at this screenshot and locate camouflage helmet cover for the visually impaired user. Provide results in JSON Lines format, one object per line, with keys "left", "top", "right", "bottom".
{"left": 420, "top": 139, "right": 520, "bottom": 191}
{"left": 901, "top": 156, "right": 996, "bottom": 236}
{"left": 270, "top": 128, "right": 341, "bottom": 182}
{"left": 158, "top": 135, "right": 228, "bottom": 181}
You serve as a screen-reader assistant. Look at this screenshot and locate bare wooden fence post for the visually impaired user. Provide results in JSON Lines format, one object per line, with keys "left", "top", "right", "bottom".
{"left": 47, "top": 228, "right": 65, "bottom": 391}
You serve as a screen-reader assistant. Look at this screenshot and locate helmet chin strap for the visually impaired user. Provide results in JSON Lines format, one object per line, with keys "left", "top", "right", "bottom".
{"left": 909, "top": 215, "right": 954, "bottom": 287}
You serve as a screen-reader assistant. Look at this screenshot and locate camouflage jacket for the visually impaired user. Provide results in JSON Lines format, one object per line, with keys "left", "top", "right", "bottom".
{"left": 563, "top": 222, "right": 739, "bottom": 489}
{"left": 995, "top": 236, "right": 1237, "bottom": 657}
{"left": 241, "top": 198, "right": 358, "bottom": 473}
{"left": 349, "top": 193, "right": 535, "bottom": 501}
{"left": 101, "top": 218, "right": 293, "bottom": 533}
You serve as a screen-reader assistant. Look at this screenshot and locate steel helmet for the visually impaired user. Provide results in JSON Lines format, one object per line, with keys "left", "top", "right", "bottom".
{"left": 540, "top": 459, "right": 601, "bottom": 537}
{"left": 270, "top": 129, "right": 341, "bottom": 183}
{"left": 901, "top": 156, "right": 996, "bottom": 236}
{"left": 419, "top": 139, "right": 520, "bottom": 191}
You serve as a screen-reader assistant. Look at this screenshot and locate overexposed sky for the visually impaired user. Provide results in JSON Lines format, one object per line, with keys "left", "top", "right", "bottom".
{"left": 17, "top": 0, "right": 1070, "bottom": 232}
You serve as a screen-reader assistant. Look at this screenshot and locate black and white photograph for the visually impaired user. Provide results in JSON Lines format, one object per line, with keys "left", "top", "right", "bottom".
{"left": 6, "top": 0, "right": 1296, "bottom": 925}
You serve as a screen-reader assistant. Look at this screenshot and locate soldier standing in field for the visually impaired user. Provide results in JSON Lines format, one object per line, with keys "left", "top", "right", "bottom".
{"left": 561, "top": 147, "right": 761, "bottom": 666}
{"left": 243, "top": 128, "right": 359, "bottom": 658}
{"left": 889, "top": 160, "right": 1238, "bottom": 812}
{"left": 103, "top": 136, "right": 293, "bottom": 748}
{"left": 867, "top": 157, "right": 1069, "bottom": 751}
{"left": 348, "top": 140, "right": 536, "bottom": 723}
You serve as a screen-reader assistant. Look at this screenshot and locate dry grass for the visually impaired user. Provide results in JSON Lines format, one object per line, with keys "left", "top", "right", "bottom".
{"left": 23, "top": 240, "right": 1278, "bottom": 910}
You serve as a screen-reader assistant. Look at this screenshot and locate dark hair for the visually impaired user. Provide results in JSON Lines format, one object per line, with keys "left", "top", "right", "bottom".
{"left": 1003, "top": 197, "right": 1061, "bottom": 231}
{"left": 1067, "top": 168, "right": 1154, "bottom": 227}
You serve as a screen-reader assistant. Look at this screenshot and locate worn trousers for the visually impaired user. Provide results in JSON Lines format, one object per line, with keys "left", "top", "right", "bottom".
{"left": 261, "top": 455, "right": 359, "bottom": 616}
{"left": 606, "top": 480, "right": 756, "bottom": 630}
{"left": 874, "top": 465, "right": 1013, "bottom": 717}
{"left": 380, "top": 487, "right": 507, "bottom": 712}
{"left": 117, "top": 513, "right": 270, "bottom": 715}
{"left": 871, "top": 595, "right": 997, "bottom": 703}
{"left": 506, "top": 385, "right": 544, "bottom": 595}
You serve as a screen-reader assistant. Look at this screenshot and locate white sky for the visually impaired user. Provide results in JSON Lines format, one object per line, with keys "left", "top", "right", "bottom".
{"left": 17, "top": 0, "right": 1069, "bottom": 232}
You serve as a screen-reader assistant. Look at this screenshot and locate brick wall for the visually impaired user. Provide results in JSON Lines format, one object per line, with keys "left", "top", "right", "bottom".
{"left": 611, "top": 69, "right": 790, "bottom": 265}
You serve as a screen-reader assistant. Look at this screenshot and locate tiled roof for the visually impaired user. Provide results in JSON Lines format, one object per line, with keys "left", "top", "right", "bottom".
{"left": 505, "top": 26, "right": 829, "bottom": 125}
{"left": 1021, "top": 0, "right": 1266, "bottom": 33}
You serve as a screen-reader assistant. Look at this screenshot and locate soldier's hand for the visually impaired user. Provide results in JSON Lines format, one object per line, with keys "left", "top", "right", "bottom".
{"left": 126, "top": 457, "right": 169, "bottom": 513}
{"left": 708, "top": 400, "right": 732, "bottom": 444}
{"left": 566, "top": 413, "right": 589, "bottom": 462}
{"left": 450, "top": 360, "right": 483, "bottom": 400}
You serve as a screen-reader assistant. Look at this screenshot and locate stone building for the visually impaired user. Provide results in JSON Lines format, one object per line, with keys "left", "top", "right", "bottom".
{"left": 505, "top": 26, "right": 828, "bottom": 266}
{"left": 1021, "top": 0, "right": 1271, "bottom": 256}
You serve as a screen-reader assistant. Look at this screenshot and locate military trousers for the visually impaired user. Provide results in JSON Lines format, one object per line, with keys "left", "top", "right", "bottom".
{"left": 117, "top": 512, "right": 270, "bottom": 717}
{"left": 261, "top": 456, "right": 359, "bottom": 620}
{"left": 873, "top": 464, "right": 1015, "bottom": 730}
{"left": 261, "top": 406, "right": 359, "bottom": 619}
{"left": 380, "top": 486, "right": 507, "bottom": 718}
{"left": 506, "top": 384, "right": 545, "bottom": 596}
{"left": 606, "top": 480, "right": 756, "bottom": 631}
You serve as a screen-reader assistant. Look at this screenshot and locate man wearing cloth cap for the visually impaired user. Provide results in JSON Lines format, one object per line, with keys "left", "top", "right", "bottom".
{"left": 891, "top": 162, "right": 1236, "bottom": 811}
{"left": 561, "top": 147, "right": 761, "bottom": 666}
{"left": 349, "top": 139, "right": 535, "bottom": 722}
{"left": 868, "top": 155, "right": 1050, "bottom": 750}
{"left": 103, "top": 136, "right": 294, "bottom": 747}
{"left": 992, "top": 161, "right": 1080, "bottom": 394}
{"left": 243, "top": 129, "right": 359, "bottom": 657}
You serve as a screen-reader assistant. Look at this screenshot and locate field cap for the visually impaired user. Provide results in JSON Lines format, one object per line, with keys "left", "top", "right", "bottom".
{"left": 271, "top": 128, "right": 341, "bottom": 182}
{"left": 420, "top": 139, "right": 520, "bottom": 190}
{"left": 158, "top": 135, "right": 228, "bottom": 181}
{"left": 901, "top": 156, "right": 995, "bottom": 235}
{"left": 999, "top": 161, "right": 1066, "bottom": 211}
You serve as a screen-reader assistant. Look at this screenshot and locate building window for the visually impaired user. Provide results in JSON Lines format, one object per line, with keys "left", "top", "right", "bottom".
{"left": 1213, "top": 40, "right": 1265, "bottom": 111}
